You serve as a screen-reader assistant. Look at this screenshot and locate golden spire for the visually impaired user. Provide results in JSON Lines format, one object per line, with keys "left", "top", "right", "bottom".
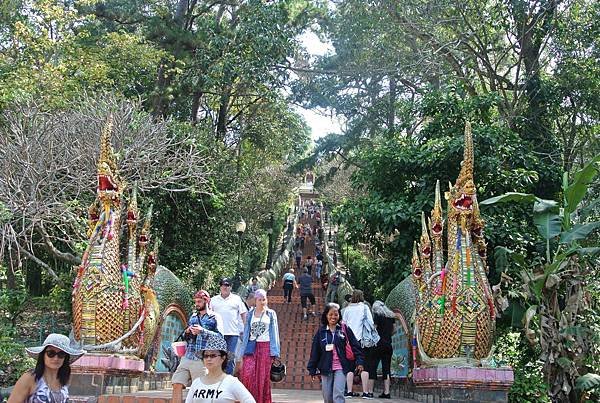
{"left": 430, "top": 180, "right": 444, "bottom": 237}
{"left": 456, "top": 121, "right": 473, "bottom": 185}
{"left": 455, "top": 121, "right": 474, "bottom": 190}
{"left": 98, "top": 115, "right": 117, "bottom": 174}
{"left": 421, "top": 212, "right": 429, "bottom": 240}
{"left": 139, "top": 205, "right": 153, "bottom": 247}
{"left": 127, "top": 186, "right": 139, "bottom": 227}
{"left": 412, "top": 241, "right": 423, "bottom": 280}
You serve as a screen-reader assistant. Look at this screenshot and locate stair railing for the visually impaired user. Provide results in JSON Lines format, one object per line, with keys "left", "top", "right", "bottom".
{"left": 236, "top": 210, "right": 299, "bottom": 298}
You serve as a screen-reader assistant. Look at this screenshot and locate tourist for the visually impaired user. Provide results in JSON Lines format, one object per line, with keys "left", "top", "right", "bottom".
{"left": 247, "top": 277, "right": 259, "bottom": 296}
{"left": 341, "top": 289, "right": 376, "bottom": 399}
{"left": 315, "top": 259, "right": 323, "bottom": 281}
{"left": 307, "top": 303, "right": 364, "bottom": 403}
{"left": 320, "top": 269, "right": 330, "bottom": 292}
{"left": 185, "top": 333, "right": 255, "bottom": 403}
{"left": 366, "top": 300, "right": 396, "bottom": 399}
{"left": 238, "top": 289, "right": 281, "bottom": 403}
{"left": 245, "top": 291, "right": 256, "bottom": 309}
{"left": 294, "top": 248, "right": 303, "bottom": 269}
{"left": 8, "top": 333, "right": 85, "bottom": 403}
{"left": 304, "top": 255, "right": 314, "bottom": 276}
{"left": 325, "top": 270, "right": 342, "bottom": 303}
{"left": 282, "top": 268, "right": 298, "bottom": 303}
{"left": 172, "top": 290, "right": 224, "bottom": 403}
{"left": 298, "top": 267, "right": 316, "bottom": 320}
{"left": 211, "top": 278, "right": 248, "bottom": 375}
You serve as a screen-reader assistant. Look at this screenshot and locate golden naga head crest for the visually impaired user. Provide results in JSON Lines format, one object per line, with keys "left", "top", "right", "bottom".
{"left": 412, "top": 241, "right": 423, "bottom": 280}
{"left": 97, "top": 115, "right": 123, "bottom": 199}
{"left": 449, "top": 122, "right": 476, "bottom": 213}
{"left": 430, "top": 180, "right": 444, "bottom": 238}
{"left": 420, "top": 212, "right": 431, "bottom": 259}
{"left": 127, "top": 186, "right": 139, "bottom": 226}
{"left": 139, "top": 205, "right": 153, "bottom": 247}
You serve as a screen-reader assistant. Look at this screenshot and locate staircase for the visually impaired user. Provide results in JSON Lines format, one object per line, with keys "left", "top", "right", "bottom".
{"left": 271, "top": 215, "right": 323, "bottom": 390}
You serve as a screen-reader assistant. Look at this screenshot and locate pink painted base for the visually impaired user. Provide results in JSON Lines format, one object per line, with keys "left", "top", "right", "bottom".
{"left": 71, "top": 354, "right": 145, "bottom": 374}
{"left": 413, "top": 366, "right": 514, "bottom": 389}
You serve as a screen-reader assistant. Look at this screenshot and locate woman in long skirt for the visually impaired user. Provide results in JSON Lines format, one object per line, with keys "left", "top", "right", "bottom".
{"left": 238, "top": 289, "right": 281, "bottom": 403}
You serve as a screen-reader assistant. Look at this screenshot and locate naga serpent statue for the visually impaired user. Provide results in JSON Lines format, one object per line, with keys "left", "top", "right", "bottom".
{"left": 387, "top": 122, "right": 495, "bottom": 366}
{"left": 72, "top": 117, "right": 189, "bottom": 361}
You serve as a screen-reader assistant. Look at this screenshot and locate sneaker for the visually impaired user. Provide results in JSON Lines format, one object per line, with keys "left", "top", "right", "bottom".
{"left": 344, "top": 392, "right": 354, "bottom": 398}
{"left": 378, "top": 393, "right": 391, "bottom": 399}
{"left": 361, "top": 392, "right": 373, "bottom": 399}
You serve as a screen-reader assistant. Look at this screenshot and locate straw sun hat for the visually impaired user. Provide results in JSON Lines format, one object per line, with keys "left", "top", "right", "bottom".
{"left": 25, "top": 333, "right": 86, "bottom": 359}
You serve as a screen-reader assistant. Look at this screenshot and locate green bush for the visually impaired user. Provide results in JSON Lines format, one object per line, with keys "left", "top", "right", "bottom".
{"left": 492, "top": 329, "right": 550, "bottom": 403}
{"left": 0, "top": 288, "right": 28, "bottom": 327}
{"left": 0, "top": 334, "right": 35, "bottom": 388}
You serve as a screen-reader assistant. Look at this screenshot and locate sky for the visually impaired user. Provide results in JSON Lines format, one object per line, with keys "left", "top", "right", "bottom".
{"left": 295, "top": 31, "right": 343, "bottom": 142}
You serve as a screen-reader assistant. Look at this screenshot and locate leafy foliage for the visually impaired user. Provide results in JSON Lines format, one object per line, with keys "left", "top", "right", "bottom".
{"left": 482, "top": 157, "right": 600, "bottom": 401}
{"left": 492, "top": 329, "right": 550, "bottom": 403}
{"left": 0, "top": 336, "right": 35, "bottom": 388}
{"left": 328, "top": 92, "right": 545, "bottom": 296}
{"left": 0, "top": 0, "right": 315, "bottom": 295}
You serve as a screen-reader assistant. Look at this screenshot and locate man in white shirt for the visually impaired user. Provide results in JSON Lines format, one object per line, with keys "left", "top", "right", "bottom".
{"left": 211, "top": 277, "right": 248, "bottom": 374}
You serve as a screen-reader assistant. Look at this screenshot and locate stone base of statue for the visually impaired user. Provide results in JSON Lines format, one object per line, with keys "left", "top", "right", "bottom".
{"left": 69, "top": 354, "right": 171, "bottom": 396}
{"left": 410, "top": 366, "right": 514, "bottom": 402}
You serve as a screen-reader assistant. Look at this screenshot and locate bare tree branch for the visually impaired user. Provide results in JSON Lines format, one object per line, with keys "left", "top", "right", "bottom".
{"left": 0, "top": 93, "right": 210, "bottom": 274}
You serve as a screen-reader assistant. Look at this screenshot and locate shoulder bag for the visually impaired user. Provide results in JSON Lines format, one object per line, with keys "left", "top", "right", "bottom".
{"left": 341, "top": 323, "right": 355, "bottom": 361}
{"left": 360, "top": 305, "right": 380, "bottom": 348}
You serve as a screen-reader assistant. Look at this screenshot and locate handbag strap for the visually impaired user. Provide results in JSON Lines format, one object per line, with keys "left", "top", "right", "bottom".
{"left": 362, "top": 304, "right": 369, "bottom": 327}
{"left": 341, "top": 322, "right": 350, "bottom": 341}
{"left": 174, "top": 329, "right": 187, "bottom": 342}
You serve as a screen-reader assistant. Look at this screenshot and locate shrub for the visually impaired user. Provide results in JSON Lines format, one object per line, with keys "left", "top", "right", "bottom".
{"left": 0, "top": 332, "right": 35, "bottom": 388}
{"left": 492, "top": 329, "right": 549, "bottom": 403}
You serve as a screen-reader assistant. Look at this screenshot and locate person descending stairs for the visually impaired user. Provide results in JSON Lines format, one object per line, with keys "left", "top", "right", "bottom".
{"left": 269, "top": 207, "right": 324, "bottom": 391}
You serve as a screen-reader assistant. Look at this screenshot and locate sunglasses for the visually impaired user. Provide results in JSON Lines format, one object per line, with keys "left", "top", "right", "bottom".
{"left": 220, "top": 284, "right": 231, "bottom": 287}
{"left": 46, "top": 350, "right": 67, "bottom": 359}
{"left": 202, "top": 353, "right": 222, "bottom": 359}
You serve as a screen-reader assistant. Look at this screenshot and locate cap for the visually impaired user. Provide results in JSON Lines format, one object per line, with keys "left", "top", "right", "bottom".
{"left": 219, "top": 277, "right": 232, "bottom": 286}
{"left": 194, "top": 289, "right": 211, "bottom": 305}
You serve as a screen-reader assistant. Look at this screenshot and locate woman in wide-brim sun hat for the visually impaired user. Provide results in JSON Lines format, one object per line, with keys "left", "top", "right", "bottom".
{"left": 185, "top": 333, "right": 256, "bottom": 403}
{"left": 8, "top": 333, "right": 85, "bottom": 403}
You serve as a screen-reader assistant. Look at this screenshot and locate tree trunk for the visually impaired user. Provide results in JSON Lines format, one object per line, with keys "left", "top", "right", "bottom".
{"left": 152, "top": 62, "right": 170, "bottom": 119}
{"left": 6, "top": 246, "right": 17, "bottom": 290}
{"left": 216, "top": 86, "right": 231, "bottom": 139}
{"left": 387, "top": 75, "right": 397, "bottom": 135}
{"left": 191, "top": 90, "right": 203, "bottom": 124}
{"left": 512, "top": 0, "right": 560, "bottom": 198}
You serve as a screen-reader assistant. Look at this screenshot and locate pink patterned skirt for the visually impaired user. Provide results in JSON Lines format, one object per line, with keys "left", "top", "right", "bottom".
{"left": 241, "top": 341, "right": 272, "bottom": 403}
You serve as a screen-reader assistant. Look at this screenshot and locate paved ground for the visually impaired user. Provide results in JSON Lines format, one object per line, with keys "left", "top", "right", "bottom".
{"left": 99, "top": 389, "right": 417, "bottom": 402}
{"left": 273, "top": 389, "right": 417, "bottom": 402}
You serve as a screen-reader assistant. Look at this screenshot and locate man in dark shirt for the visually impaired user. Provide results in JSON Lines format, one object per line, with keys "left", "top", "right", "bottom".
{"left": 298, "top": 268, "right": 316, "bottom": 320}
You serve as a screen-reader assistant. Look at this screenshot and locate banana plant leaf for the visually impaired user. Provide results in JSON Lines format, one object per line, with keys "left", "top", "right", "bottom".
{"left": 533, "top": 211, "right": 562, "bottom": 240}
{"left": 479, "top": 192, "right": 538, "bottom": 207}
{"left": 575, "top": 373, "right": 600, "bottom": 391}
{"left": 559, "top": 221, "right": 600, "bottom": 244}
{"left": 564, "top": 156, "right": 600, "bottom": 214}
